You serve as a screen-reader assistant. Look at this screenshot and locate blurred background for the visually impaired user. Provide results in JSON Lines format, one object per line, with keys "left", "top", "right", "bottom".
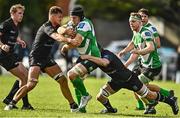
{"left": 0, "top": 0, "right": 179, "bottom": 82}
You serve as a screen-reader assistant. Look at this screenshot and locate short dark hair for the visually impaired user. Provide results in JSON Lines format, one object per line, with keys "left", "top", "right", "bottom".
{"left": 49, "top": 6, "right": 62, "bottom": 15}
{"left": 138, "top": 8, "right": 149, "bottom": 16}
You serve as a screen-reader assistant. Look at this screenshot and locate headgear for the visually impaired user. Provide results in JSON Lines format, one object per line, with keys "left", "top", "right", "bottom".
{"left": 70, "top": 5, "right": 84, "bottom": 21}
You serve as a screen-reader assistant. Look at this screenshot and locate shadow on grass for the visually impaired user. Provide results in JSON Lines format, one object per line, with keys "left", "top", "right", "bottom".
{"left": 88, "top": 112, "right": 176, "bottom": 118}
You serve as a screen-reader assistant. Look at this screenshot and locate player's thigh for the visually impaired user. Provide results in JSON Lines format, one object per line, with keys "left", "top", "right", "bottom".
{"left": 44, "top": 64, "right": 62, "bottom": 78}
{"left": 9, "top": 63, "right": 28, "bottom": 80}
{"left": 68, "top": 63, "right": 88, "bottom": 79}
{"left": 28, "top": 66, "right": 41, "bottom": 80}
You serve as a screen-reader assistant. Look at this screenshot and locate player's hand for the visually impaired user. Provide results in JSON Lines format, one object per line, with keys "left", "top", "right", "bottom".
{"left": 17, "top": 39, "right": 26, "bottom": 48}
{"left": 1, "top": 44, "right": 10, "bottom": 52}
{"left": 61, "top": 46, "right": 68, "bottom": 56}
{"left": 65, "top": 28, "right": 76, "bottom": 38}
{"left": 117, "top": 50, "right": 125, "bottom": 57}
{"left": 80, "top": 55, "right": 90, "bottom": 60}
{"left": 130, "top": 49, "right": 139, "bottom": 54}
{"left": 69, "top": 38, "right": 79, "bottom": 46}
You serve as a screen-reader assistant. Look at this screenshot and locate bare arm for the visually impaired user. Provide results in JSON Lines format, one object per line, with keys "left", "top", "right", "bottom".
{"left": 16, "top": 37, "right": 26, "bottom": 48}
{"left": 61, "top": 43, "right": 76, "bottom": 56}
{"left": 81, "top": 55, "right": 110, "bottom": 67}
{"left": 118, "top": 41, "right": 134, "bottom": 57}
{"left": 154, "top": 37, "right": 161, "bottom": 48}
{"left": 131, "top": 41, "right": 155, "bottom": 55}
{"left": 124, "top": 53, "right": 138, "bottom": 67}
{"left": 50, "top": 32, "right": 71, "bottom": 43}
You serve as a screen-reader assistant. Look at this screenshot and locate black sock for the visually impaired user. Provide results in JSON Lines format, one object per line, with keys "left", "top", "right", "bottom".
{"left": 11, "top": 100, "right": 17, "bottom": 105}
{"left": 6, "top": 80, "right": 19, "bottom": 100}
{"left": 22, "top": 94, "right": 30, "bottom": 106}
{"left": 156, "top": 92, "right": 172, "bottom": 105}
{"left": 70, "top": 102, "right": 78, "bottom": 109}
{"left": 102, "top": 99, "right": 114, "bottom": 111}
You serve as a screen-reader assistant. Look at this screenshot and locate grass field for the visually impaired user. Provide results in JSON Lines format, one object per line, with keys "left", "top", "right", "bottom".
{"left": 0, "top": 74, "right": 180, "bottom": 117}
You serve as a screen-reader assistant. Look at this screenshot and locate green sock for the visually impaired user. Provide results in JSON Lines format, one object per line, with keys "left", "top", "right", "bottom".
{"left": 71, "top": 76, "right": 89, "bottom": 96}
{"left": 160, "top": 88, "right": 170, "bottom": 97}
{"left": 75, "top": 88, "right": 82, "bottom": 105}
{"left": 148, "top": 99, "right": 156, "bottom": 104}
{"left": 75, "top": 87, "right": 86, "bottom": 113}
{"left": 137, "top": 100, "right": 144, "bottom": 109}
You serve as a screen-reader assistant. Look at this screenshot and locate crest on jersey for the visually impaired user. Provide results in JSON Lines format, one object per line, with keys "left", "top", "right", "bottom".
{"left": 78, "top": 23, "right": 85, "bottom": 29}
{"left": 152, "top": 27, "right": 157, "bottom": 32}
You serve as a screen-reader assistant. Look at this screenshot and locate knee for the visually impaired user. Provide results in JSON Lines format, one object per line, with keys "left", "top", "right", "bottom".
{"left": 96, "top": 94, "right": 102, "bottom": 102}
{"left": 67, "top": 70, "right": 76, "bottom": 80}
{"left": 19, "top": 79, "right": 26, "bottom": 87}
{"left": 145, "top": 91, "right": 156, "bottom": 100}
{"left": 26, "top": 79, "right": 38, "bottom": 91}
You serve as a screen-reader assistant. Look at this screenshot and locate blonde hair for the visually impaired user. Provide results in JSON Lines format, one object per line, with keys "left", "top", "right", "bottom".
{"left": 10, "top": 4, "right": 25, "bottom": 14}
{"left": 129, "top": 12, "right": 142, "bottom": 21}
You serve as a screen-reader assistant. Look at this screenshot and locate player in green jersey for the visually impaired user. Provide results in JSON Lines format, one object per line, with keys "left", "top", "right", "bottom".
{"left": 118, "top": 12, "right": 174, "bottom": 114}
{"left": 138, "top": 8, "right": 161, "bottom": 48}
{"left": 58, "top": 5, "right": 101, "bottom": 112}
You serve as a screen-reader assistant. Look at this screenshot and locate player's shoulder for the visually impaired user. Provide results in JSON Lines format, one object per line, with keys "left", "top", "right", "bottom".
{"left": 43, "top": 21, "right": 52, "bottom": 27}
{"left": 77, "top": 19, "right": 91, "bottom": 31}
{"left": 0, "top": 18, "right": 12, "bottom": 28}
{"left": 141, "top": 27, "right": 152, "bottom": 37}
{"left": 146, "top": 22, "right": 158, "bottom": 32}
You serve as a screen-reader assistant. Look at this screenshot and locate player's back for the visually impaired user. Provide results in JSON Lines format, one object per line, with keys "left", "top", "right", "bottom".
{"left": 100, "top": 50, "right": 133, "bottom": 82}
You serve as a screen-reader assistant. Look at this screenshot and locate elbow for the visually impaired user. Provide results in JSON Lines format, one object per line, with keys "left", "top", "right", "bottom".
{"left": 102, "top": 63, "right": 108, "bottom": 67}
{"left": 157, "top": 44, "right": 161, "bottom": 48}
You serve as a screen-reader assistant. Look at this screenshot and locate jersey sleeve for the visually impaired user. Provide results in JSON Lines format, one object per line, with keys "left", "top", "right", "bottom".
{"left": 0, "top": 22, "right": 6, "bottom": 34}
{"left": 76, "top": 21, "right": 91, "bottom": 37}
{"left": 141, "top": 31, "right": 153, "bottom": 42}
{"left": 44, "top": 25, "right": 55, "bottom": 36}
{"left": 151, "top": 26, "right": 159, "bottom": 38}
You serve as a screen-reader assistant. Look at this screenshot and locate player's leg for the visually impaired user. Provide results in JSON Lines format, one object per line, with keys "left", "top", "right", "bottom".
{"left": 96, "top": 82, "right": 118, "bottom": 113}
{"left": 137, "top": 84, "right": 179, "bottom": 115}
{"left": 136, "top": 67, "right": 165, "bottom": 114}
{"left": 1, "top": 53, "right": 33, "bottom": 109}
{"left": 147, "top": 84, "right": 174, "bottom": 97}
{"left": 44, "top": 64, "right": 78, "bottom": 112}
{"left": 68, "top": 63, "right": 92, "bottom": 109}
{"left": 132, "top": 63, "right": 145, "bottom": 110}
{"left": 4, "top": 66, "right": 40, "bottom": 110}
{"left": 3, "top": 80, "right": 19, "bottom": 105}
{"left": 8, "top": 62, "right": 34, "bottom": 109}
{"left": 132, "top": 72, "right": 179, "bottom": 115}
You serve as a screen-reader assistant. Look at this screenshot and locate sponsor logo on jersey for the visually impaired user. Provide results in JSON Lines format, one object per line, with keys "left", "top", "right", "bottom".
{"left": 145, "top": 32, "right": 151, "bottom": 36}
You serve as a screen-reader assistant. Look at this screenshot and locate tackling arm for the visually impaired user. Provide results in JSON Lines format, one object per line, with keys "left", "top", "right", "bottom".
{"left": 81, "top": 55, "right": 110, "bottom": 67}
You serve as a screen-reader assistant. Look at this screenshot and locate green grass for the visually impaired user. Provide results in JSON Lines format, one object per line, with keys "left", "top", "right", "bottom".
{"left": 0, "top": 74, "right": 180, "bottom": 117}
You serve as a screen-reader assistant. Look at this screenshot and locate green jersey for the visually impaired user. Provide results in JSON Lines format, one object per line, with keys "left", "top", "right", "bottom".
{"left": 144, "top": 22, "right": 159, "bottom": 38}
{"left": 132, "top": 26, "right": 161, "bottom": 68}
{"left": 76, "top": 18, "right": 101, "bottom": 57}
